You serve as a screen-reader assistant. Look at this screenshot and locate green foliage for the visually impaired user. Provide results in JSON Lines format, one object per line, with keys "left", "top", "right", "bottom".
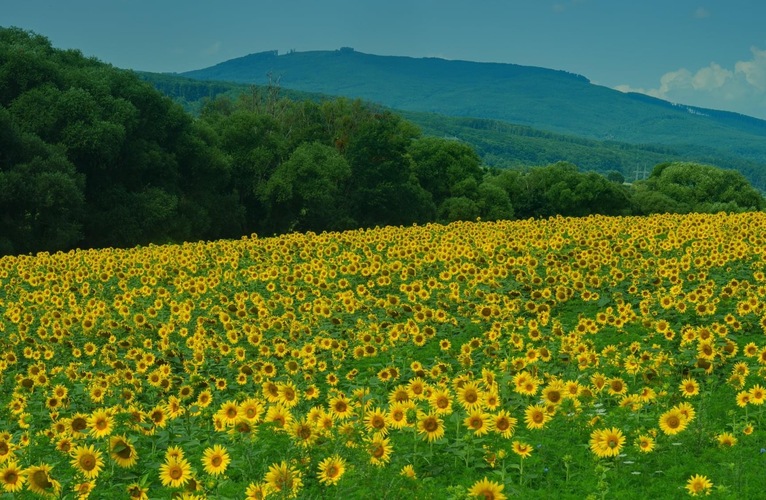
{"left": 263, "top": 142, "right": 353, "bottom": 233}
{"left": 633, "top": 162, "right": 765, "bottom": 215}
{"left": 178, "top": 48, "right": 766, "bottom": 189}
{"left": 488, "top": 162, "right": 633, "bottom": 219}
{"left": 1, "top": 27, "right": 764, "bottom": 256}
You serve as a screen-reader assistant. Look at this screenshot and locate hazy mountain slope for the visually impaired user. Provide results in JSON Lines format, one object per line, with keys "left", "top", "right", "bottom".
{"left": 140, "top": 71, "right": 766, "bottom": 189}
{"left": 180, "top": 49, "right": 766, "bottom": 164}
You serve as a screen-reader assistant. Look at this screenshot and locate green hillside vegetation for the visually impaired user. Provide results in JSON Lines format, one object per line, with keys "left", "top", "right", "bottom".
{"left": 141, "top": 72, "right": 766, "bottom": 189}
{"left": 1, "top": 27, "right": 764, "bottom": 256}
{"left": 180, "top": 49, "right": 766, "bottom": 164}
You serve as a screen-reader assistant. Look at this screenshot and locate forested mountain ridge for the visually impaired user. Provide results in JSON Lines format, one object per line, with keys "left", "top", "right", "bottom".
{"left": 2, "top": 27, "right": 764, "bottom": 256}
{"left": 180, "top": 48, "right": 766, "bottom": 164}
{"left": 142, "top": 72, "right": 766, "bottom": 189}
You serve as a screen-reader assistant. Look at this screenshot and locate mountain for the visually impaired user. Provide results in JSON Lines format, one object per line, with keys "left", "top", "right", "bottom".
{"left": 179, "top": 49, "right": 766, "bottom": 168}
{"left": 140, "top": 70, "right": 766, "bottom": 189}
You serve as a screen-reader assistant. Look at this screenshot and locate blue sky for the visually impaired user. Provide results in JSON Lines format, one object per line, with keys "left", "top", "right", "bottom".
{"left": 4, "top": 0, "right": 766, "bottom": 119}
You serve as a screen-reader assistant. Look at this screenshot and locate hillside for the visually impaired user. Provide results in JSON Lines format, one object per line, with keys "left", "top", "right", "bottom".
{"left": 180, "top": 49, "right": 766, "bottom": 168}
{"left": 141, "top": 72, "right": 766, "bottom": 188}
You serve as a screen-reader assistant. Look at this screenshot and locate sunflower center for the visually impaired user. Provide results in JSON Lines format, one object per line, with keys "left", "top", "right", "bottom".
{"left": 298, "top": 425, "right": 312, "bottom": 439}
{"left": 667, "top": 416, "right": 680, "bottom": 428}
{"left": 116, "top": 445, "right": 132, "bottom": 459}
{"left": 80, "top": 455, "right": 96, "bottom": 470}
{"left": 423, "top": 418, "right": 438, "bottom": 432}
{"left": 169, "top": 466, "right": 183, "bottom": 480}
{"left": 211, "top": 456, "right": 222, "bottom": 467}
{"left": 496, "top": 418, "right": 510, "bottom": 431}
{"left": 96, "top": 418, "right": 108, "bottom": 430}
{"left": 464, "top": 390, "right": 478, "bottom": 403}
{"left": 72, "top": 418, "right": 87, "bottom": 432}
{"left": 32, "top": 470, "right": 52, "bottom": 489}
{"left": 327, "top": 465, "right": 339, "bottom": 477}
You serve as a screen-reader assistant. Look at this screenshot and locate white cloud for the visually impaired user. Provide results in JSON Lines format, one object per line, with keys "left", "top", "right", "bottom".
{"left": 735, "top": 46, "right": 766, "bottom": 91}
{"left": 615, "top": 46, "right": 766, "bottom": 119}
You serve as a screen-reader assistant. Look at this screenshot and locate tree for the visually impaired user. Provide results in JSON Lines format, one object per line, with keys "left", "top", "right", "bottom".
{"left": 633, "top": 161, "right": 765, "bottom": 214}
{"left": 344, "top": 110, "right": 432, "bottom": 226}
{"left": 262, "top": 142, "right": 353, "bottom": 233}
{"left": 409, "top": 137, "right": 483, "bottom": 207}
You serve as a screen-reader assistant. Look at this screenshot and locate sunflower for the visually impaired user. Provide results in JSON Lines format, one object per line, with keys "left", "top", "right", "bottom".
{"left": 428, "top": 388, "right": 453, "bottom": 415}
{"left": 0, "top": 439, "right": 13, "bottom": 463}
{"left": 607, "top": 377, "right": 627, "bottom": 396}
{"left": 589, "top": 427, "right": 626, "bottom": 458}
{"left": 245, "top": 482, "right": 271, "bottom": 500}
{"left": 388, "top": 402, "right": 412, "bottom": 429}
{"left": 736, "top": 391, "right": 751, "bottom": 407}
{"left": 675, "top": 402, "right": 696, "bottom": 423}
{"left": 196, "top": 390, "right": 213, "bottom": 408}
{"left": 679, "top": 378, "right": 700, "bottom": 397}
{"left": 366, "top": 435, "right": 393, "bottom": 466}
{"left": 716, "top": 432, "right": 737, "bottom": 447}
{"left": 659, "top": 408, "right": 688, "bottom": 435}
{"left": 542, "top": 383, "right": 565, "bottom": 406}
{"left": 264, "top": 461, "right": 303, "bottom": 498}
{"left": 71, "top": 444, "right": 105, "bottom": 479}
{"left": 514, "top": 373, "right": 540, "bottom": 396}
{"left": 69, "top": 413, "right": 89, "bottom": 437}
{"left": 0, "top": 461, "right": 25, "bottom": 492}
{"left": 290, "top": 419, "right": 318, "bottom": 448}
{"left": 464, "top": 410, "right": 491, "bottom": 437}
{"left": 201, "top": 444, "right": 231, "bottom": 476}
{"left": 363, "top": 407, "right": 389, "bottom": 435}
{"left": 24, "top": 463, "right": 61, "bottom": 497}
{"left": 73, "top": 480, "right": 95, "bottom": 498}
{"left": 87, "top": 409, "right": 114, "bottom": 438}
{"left": 749, "top": 384, "right": 766, "bottom": 404}
{"left": 416, "top": 412, "right": 445, "bottom": 442}
{"left": 218, "top": 400, "right": 240, "bottom": 426}
{"left": 492, "top": 410, "right": 517, "bottom": 439}
{"left": 239, "top": 398, "right": 265, "bottom": 422}
{"left": 328, "top": 394, "right": 355, "bottom": 420}
{"left": 524, "top": 404, "right": 550, "bottom": 430}
{"left": 512, "top": 441, "right": 533, "bottom": 459}
{"left": 126, "top": 482, "right": 149, "bottom": 500}
{"left": 400, "top": 464, "right": 417, "bottom": 479}
{"left": 265, "top": 403, "right": 293, "bottom": 430}
{"left": 685, "top": 474, "right": 713, "bottom": 496}
{"left": 457, "top": 381, "right": 484, "bottom": 411}
{"left": 109, "top": 435, "right": 138, "bottom": 468}
{"left": 317, "top": 454, "right": 346, "bottom": 486}
{"left": 636, "top": 435, "right": 655, "bottom": 453}
{"left": 158, "top": 444, "right": 184, "bottom": 464}
{"left": 159, "top": 456, "right": 193, "bottom": 488}
{"left": 468, "top": 477, "right": 506, "bottom": 500}
{"left": 277, "top": 381, "right": 301, "bottom": 408}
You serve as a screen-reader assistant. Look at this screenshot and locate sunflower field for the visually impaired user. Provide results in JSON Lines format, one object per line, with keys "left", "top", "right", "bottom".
{"left": 1, "top": 212, "right": 766, "bottom": 498}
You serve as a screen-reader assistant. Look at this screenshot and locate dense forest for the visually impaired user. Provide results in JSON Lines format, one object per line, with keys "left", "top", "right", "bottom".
{"left": 1, "top": 27, "right": 764, "bottom": 255}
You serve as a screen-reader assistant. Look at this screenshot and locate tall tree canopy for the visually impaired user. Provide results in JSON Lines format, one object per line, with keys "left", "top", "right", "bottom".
{"left": 1, "top": 27, "right": 764, "bottom": 256}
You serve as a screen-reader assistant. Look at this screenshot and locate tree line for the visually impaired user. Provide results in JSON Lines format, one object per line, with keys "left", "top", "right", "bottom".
{"left": 1, "top": 27, "right": 764, "bottom": 255}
